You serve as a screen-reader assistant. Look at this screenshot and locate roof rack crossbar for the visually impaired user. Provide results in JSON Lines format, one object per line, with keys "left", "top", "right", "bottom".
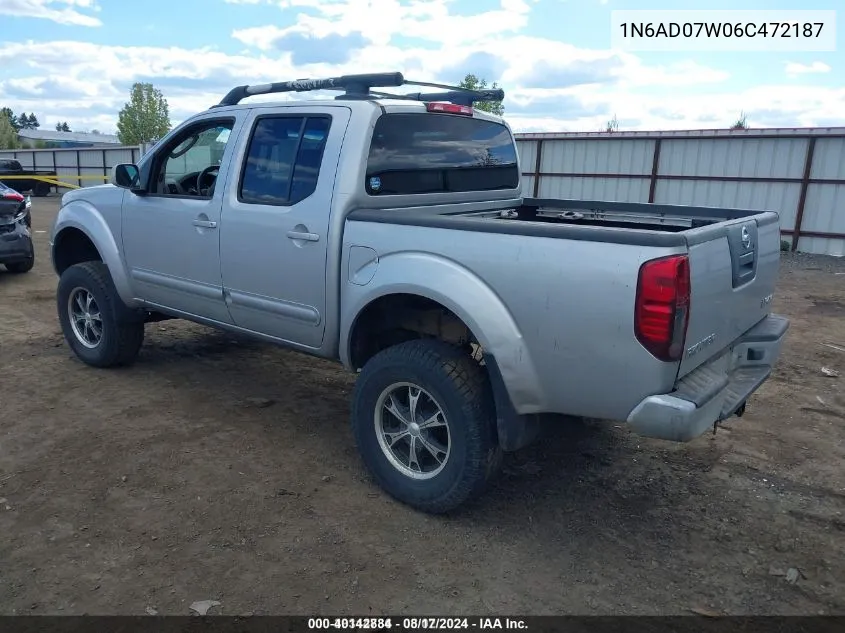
{"left": 213, "top": 71, "right": 506, "bottom": 108}
{"left": 214, "top": 72, "right": 405, "bottom": 107}
{"left": 399, "top": 89, "right": 504, "bottom": 107}
{"left": 341, "top": 88, "right": 503, "bottom": 106}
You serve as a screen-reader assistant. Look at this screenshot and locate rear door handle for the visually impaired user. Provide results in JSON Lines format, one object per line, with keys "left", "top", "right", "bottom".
{"left": 193, "top": 219, "right": 217, "bottom": 228}
{"left": 287, "top": 230, "right": 320, "bottom": 242}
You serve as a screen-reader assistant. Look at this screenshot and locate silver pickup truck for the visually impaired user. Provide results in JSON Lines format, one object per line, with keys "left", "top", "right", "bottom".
{"left": 50, "top": 72, "right": 789, "bottom": 513}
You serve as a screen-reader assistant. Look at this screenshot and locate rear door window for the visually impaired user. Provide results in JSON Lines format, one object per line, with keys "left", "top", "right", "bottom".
{"left": 239, "top": 115, "right": 331, "bottom": 206}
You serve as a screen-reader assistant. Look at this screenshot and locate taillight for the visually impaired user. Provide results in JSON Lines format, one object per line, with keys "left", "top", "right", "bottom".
{"left": 2, "top": 191, "right": 24, "bottom": 202}
{"left": 425, "top": 102, "right": 473, "bottom": 116}
{"left": 634, "top": 255, "right": 690, "bottom": 362}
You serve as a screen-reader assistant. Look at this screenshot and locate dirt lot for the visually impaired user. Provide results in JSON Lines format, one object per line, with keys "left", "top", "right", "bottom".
{"left": 1, "top": 197, "right": 844, "bottom": 616}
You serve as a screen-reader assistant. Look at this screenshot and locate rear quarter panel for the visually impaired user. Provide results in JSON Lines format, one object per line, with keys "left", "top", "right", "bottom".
{"left": 341, "top": 220, "right": 686, "bottom": 421}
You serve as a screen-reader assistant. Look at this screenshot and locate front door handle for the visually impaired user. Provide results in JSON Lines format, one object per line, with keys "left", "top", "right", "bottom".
{"left": 287, "top": 230, "right": 319, "bottom": 242}
{"left": 193, "top": 219, "right": 217, "bottom": 229}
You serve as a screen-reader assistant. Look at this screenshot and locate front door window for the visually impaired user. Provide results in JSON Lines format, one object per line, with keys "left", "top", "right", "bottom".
{"left": 151, "top": 122, "right": 234, "bottom": 197}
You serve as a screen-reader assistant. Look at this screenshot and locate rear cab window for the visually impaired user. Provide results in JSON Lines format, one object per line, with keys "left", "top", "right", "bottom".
{"left": 365, "top": 112, "right": 519, "bottom": 196}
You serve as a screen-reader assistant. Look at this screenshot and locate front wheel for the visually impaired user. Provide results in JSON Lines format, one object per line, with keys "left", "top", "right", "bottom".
{"left": 57, "top": 261, "right": 145, "bottom": 367}
{"left": 351, "top": 339, "right": 501, "bottom": 514}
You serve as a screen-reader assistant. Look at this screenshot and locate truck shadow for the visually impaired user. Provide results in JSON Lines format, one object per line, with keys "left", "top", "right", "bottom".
{"left": 136, "top": 326, "right": 264, "bottom": 361}
{"left": 458, "top": 412, "right": 733, "bottom": 554}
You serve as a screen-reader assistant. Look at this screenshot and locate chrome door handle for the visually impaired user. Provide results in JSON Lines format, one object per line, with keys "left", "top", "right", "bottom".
{"left": 287, "top": 230, "right": 319, "bottom": 242}
{"left": 193, "top": 219, "right": 217, "bottom": 228}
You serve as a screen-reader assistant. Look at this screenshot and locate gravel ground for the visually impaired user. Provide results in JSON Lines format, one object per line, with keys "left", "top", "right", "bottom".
{"left": 0, "top": 199, "right": 843, "bottom": 616}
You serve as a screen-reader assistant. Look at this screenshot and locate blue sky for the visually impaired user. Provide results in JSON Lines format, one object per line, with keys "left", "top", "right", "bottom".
{"left": 0, "top": 0, "right": 841, "bottom": 134}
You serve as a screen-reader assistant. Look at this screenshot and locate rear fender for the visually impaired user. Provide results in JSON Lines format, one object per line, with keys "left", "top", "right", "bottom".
{"left": 341, "top": 251, "right": 546, "bottom": 418}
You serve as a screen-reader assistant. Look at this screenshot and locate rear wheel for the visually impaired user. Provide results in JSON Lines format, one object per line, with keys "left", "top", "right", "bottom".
{"left": 33, "top": 182, "right": 51, "bottom": 197}
{"left": 57, "top": 261, "right": 145, "bottom": 367}
{"left": 351, "top": 339, "right": 501, "bottom": 514}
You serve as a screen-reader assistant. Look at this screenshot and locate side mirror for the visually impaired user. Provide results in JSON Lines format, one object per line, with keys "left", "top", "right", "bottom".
{"left": 112, "top": 163, "right": 143, "bottom": 191}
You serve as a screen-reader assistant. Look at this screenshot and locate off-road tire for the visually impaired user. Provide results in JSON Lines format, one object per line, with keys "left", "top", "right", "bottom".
{"left": 351, "top": 339, "right": 502, "bottom": 514}
{"left": 57, "top": 261, "right": 145, "bottom": 368}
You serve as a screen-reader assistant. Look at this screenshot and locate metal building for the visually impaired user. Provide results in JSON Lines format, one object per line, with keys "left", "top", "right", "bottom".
{"left": 17, "top": 129, "right": 121, "bottom": 148}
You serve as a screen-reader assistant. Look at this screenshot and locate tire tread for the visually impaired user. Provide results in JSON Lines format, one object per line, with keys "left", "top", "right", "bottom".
{"left": 352, "top": 339, "right": 500, "bottom": 514}
{"left": 58, "top": 261, "right": 144, "bottom": 367}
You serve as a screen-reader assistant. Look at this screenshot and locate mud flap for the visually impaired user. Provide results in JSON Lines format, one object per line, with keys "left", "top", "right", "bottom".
{"left": 483, "top": 354, "right": 542, "bottom": 452}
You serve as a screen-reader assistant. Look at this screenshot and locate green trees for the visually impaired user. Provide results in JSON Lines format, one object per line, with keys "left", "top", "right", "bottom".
{"left": 0, "top": 108, "right": 40, "bottom": 131}
{"left": 20, "top": 113, "right": 40, "bottom": 129}
{"left": 116, "top": 82, "right": 171, "bottom": 145}
{"left": 0, "top": 110, "right": 20, "bottom": 149}
{"left": 731, "top": 112, "right": 749, "bottom": 129}
{"left": 458, "top": 73, "right": 505, "bottom": 116}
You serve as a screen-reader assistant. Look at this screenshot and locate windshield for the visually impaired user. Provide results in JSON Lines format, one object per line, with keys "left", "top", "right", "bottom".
{"left": 170, "top": 125, "right": 230, "bottom": 160}
{"left": 365, "top": 113, "right": 519, "bottom": 195}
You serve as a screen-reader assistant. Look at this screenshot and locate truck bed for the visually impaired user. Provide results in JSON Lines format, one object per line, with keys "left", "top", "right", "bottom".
{"left": 346, "top": 196, "right": 782, "bottom": 420}
{"left": 348, "top": 197, "right": 776, "bottom": 248}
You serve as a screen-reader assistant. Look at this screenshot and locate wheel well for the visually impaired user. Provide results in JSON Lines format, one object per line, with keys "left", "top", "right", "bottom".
{"left": 53, "top": 228, "right": 102, "bottom": 275}
{"left": 349, "top": 294, "right": 480, "bottom": 371}
{"left": 349, "top": 293, "right": 542, "bottom": 452}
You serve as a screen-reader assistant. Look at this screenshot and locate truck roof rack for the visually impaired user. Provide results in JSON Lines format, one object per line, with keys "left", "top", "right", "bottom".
{"left": 212, "top": 72, "right": 505, "bottom": 108}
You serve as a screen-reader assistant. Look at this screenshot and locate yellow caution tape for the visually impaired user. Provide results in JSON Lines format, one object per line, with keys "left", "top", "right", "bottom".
{"left": 0, "top": 174, "right": 109, "bottom": 182}
{"left": 34, "top": 177, "right": 83, "bottom": 190}
{"left": 0, "top": 173, "right": 117, "bottom": 190}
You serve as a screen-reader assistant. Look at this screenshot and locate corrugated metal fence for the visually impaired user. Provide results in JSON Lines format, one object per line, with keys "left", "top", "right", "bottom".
{"left": 0, "top": 146, "right": 142, "bottom": 189}
{"left": 3, "top": 127, "right": 844, "bottom": 256}
{"left": 515, "top": 128, "right": 845, "bottom": 257}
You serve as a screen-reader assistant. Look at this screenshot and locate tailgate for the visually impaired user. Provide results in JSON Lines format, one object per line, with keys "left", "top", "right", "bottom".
{"left": 677, "top": 212, "right": 781, "bottom": 378}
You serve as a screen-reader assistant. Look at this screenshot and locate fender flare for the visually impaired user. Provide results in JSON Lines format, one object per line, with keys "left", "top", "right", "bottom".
{"left": 52, "top": 200, "right": 138, "bottom": 308}
{"left": 341, "top": 251, "right": 546, "bottom": 418}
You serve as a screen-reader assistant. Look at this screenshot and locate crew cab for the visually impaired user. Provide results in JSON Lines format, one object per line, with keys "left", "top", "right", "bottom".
{"left": 49, "top": 72, "right": 789, "bottom": 513}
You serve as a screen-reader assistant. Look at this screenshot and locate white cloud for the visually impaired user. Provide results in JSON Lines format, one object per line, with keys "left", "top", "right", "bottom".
{"left": 3, "top": 35, "right": 840, "bottom": 135}
{"left": 232, "top": 0, "right": 531, "bottom": 49}
{"left": 0, "top": 0, "right": 101, "bottom": 27}
{"left": 0, "top": 0, "right": 841, "bottom": 134}
{"left": 0, "top": 43, "right": 269, "bottom": 132}
{"left": 785, "top": 61, "right": 831, "bottom": 76}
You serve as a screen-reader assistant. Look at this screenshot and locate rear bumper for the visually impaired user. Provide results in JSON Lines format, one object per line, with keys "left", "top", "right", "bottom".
{"left": 626, "top": 313, "right": 789, "bottom": 442}
{"left": 0, "top": 225, "right": 34, "bottom": 263}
